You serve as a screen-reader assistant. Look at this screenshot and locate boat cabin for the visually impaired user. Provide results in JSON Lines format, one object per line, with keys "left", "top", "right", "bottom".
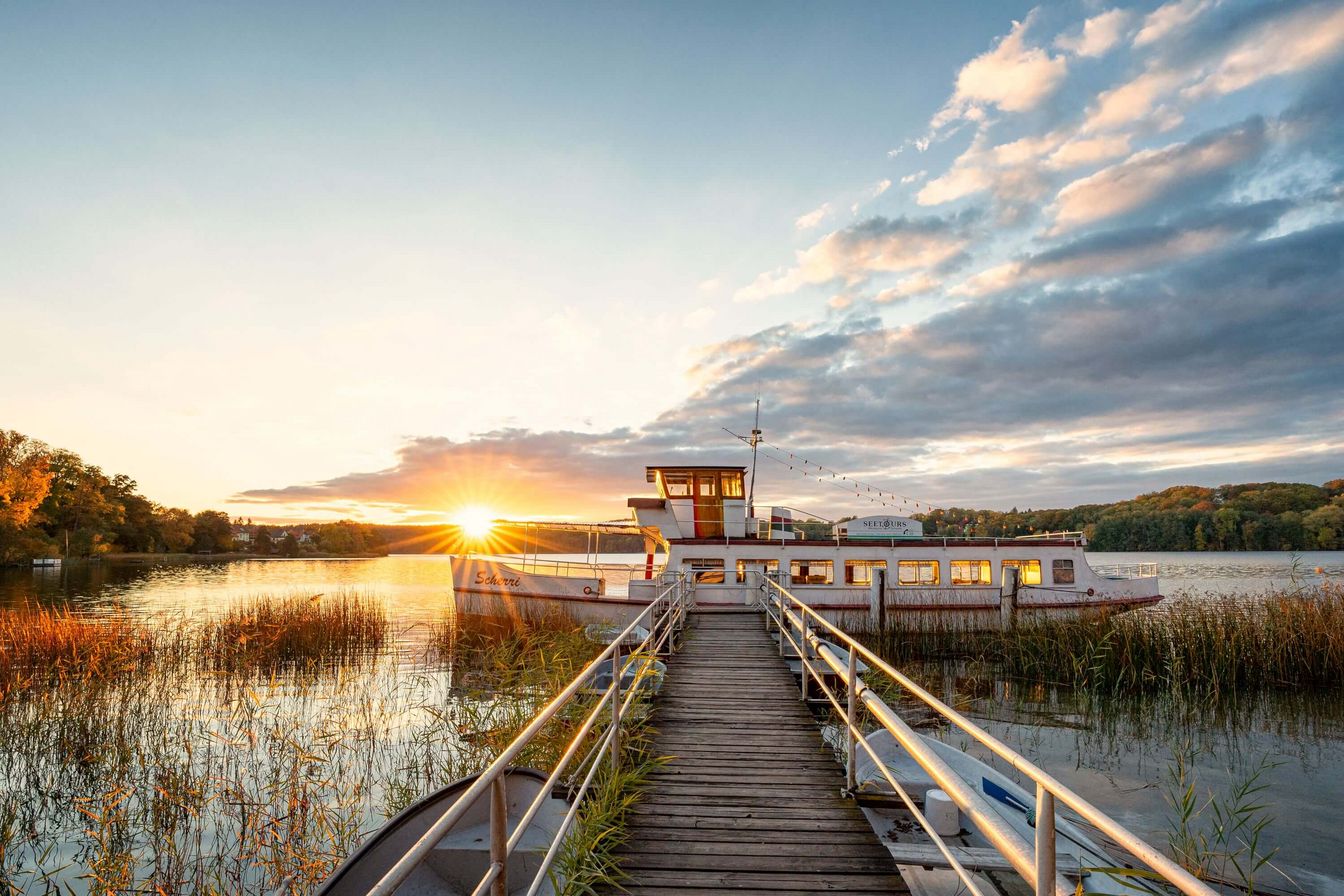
{"left": 638, "top": 465, "right": 747, "bottom": 539}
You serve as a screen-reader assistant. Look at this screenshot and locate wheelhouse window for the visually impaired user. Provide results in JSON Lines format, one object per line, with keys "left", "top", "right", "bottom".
{"left": 1052, "top": 559, "right": 1075, "bottom": 584}
{"left": 897, "top": 560, "right": 940, "bottom": 586}
{"left": 721, "top": 471, "right": 744, "bottom": 498}
{"left": 697, "top": 477, "right": 717, "bottom": 497}
{"left": 736, "top": 558, "right": 779, "bottom": 583}
{"left": 844, "top": 560, "right": 887, "bottom": 586}
{"left": 1001, "top": 559, "right": 1042, "bottom": 586}
{"left": 950, "top": 560, "right": 992, "bottom": 585}
{"left": 684, "top": 558, "right": 724, "bottom": 584}
{"left": 662, "top": 472, "right": 691, "bottom": 497}
{"left": 790, "top": 560, "right": 833, "bottom": 586}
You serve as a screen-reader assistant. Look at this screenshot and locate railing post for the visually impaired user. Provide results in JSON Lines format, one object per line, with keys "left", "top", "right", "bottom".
{"left": 799, "top": 612, "right": 810, "bottom": 700}
{"left": 1035, "top": 784, "right": 1055, "bottom": 896}
{"left": 845, "top": 647, "right": 858, "bottom": 793}
{"left": 610, "top": 651, "right": 622, "bottom": 774}
{"left": 490, "top": 775, "right": 507, "bottom": 896}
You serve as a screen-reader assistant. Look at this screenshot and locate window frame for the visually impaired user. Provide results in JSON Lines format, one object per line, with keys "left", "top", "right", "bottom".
{"left": 844, "top": 559, "right": 887, "bottom": 586}
{"left": 896, "top": 560, "right": 941, "bottom": 586}
{"left": 735, "top": 558, "right": 779, "bottom": 583}
{"left": 789, "top": 559, "right": 834, "bottom": 586}
{"left": 1052, "top": 559, "right": 1075, "bottom": 585}
{"left": 950, "top": 559, "right": 993, "bottom": 586}
{"left": 683, "top": 557, "right": 725, "bottom": 584}
{"left": 1001, "top": 559, "right": 1042, "bottom": 586}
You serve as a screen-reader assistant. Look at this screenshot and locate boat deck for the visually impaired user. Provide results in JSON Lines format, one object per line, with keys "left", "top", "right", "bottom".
{"left": 605, "top": 610, "right": 907, "bottom": 895}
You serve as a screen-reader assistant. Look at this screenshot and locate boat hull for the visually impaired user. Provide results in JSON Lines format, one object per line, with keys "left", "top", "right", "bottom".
{"left": 317, "top": 767, "right": 568, "bottom": 896}
{"left": 450, "top": 557, "right": 652, "bottom": 625}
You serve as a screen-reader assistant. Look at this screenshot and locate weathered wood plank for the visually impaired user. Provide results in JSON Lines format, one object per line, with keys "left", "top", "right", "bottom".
{"left": 602, "top": 611, "right": 906, "bottom": 895}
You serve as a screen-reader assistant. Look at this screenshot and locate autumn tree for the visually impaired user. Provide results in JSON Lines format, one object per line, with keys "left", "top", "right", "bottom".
{"left": 0, "top": 431, "right": 54, "bottom": 562}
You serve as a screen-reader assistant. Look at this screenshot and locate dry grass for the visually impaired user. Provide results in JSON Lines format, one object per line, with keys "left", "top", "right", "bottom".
{"left": 861, "top": 582, "right": 1344, "bottom": 699}
{"left": 0, "top": 606, "right": 166, "bottom": 695}
{"left": 199, "top": 591, "right": 389, "bottom": 672}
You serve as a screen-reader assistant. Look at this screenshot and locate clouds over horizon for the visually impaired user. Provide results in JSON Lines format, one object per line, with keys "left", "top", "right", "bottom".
{"left": 236, "top": 0, "right": 1344, "bottom": 522}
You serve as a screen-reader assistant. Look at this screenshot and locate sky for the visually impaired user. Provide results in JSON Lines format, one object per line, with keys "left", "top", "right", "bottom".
{"left": 2, "top": 0, "right": 1341, "bottom": 525}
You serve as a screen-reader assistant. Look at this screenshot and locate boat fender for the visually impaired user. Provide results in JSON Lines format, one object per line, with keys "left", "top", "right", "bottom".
{"left": 926, "top": 789, "right": 960, "bottom": 837}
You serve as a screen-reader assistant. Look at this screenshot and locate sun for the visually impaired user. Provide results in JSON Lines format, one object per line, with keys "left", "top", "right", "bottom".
{"left": 452, "top": 506, "right": 497, "bottom": 540}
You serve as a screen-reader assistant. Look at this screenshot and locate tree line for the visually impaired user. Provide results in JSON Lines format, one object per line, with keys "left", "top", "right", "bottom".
{"left": 0, "top": 430, "right": 386, "bottom": 563}
{"left": 914, "top": 481, "right": 1344, "bottom": 551}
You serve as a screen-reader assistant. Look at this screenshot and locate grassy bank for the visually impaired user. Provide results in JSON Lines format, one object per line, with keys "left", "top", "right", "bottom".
{"left": 861, "top": 583, "right": 1344, "bottom": 700}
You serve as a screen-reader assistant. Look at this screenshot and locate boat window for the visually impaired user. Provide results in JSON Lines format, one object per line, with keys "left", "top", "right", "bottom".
{"left": 1001, "top": 559, "right": 1042, "bottom": 586}
{"left": 684, "top": 558, "right": 724, "bottom": 584}
{"left": 721, "top": 471, "right": 744, "bottom": 498}
{"left": 897, "top": 560, "right": 940, "bottom": 586}
{"left": 698, "top": 477, "right": 717, "bottom": 497}
{"left": 950, "top": 560, "right": 992, "bottom": 585}
{"left": 1052, "top": 559, "right": 1075, "bottom": 584}
{"left": 735, "top": 558, "right": 779, "bottom": 583}
{"left": 844, "top": 560, "right": 887, "bottom": 586}
{"left": 663, "top": 472, "right": 692, "bottom": 497}
{"left": 790, "top": 560, "right": 833, "bottom": 586}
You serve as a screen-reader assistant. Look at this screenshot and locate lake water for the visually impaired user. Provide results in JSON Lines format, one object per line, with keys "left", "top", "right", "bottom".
{"left": 2, "top": 550, "right": 1342, "bottom": 887}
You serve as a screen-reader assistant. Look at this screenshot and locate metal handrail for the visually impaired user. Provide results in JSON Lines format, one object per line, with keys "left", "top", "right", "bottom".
{"left": 366, "top": 575, "right": 689, "bottom": 896}
{"left": 761, "top": 576, "right": 1216, "bottom": 896}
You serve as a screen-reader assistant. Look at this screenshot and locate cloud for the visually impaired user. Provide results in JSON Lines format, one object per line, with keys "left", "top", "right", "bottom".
{"left": 1055, "top": 9, "right": 1133, "bottom": 58}
{"left": 1049, "top": 118, "right": 1267, "bottom": 232}
{"left": 735, "top": 214, "right": 974, "bottom": 301}
{"left": 1181, "top": 2, "right": 1344, "bottom": 101}
{"left": 1086, "top": 2, "right": 1344, "bottom": 133}
{"left": 873, "top": 272, "right": 941, "bottom": 304}
{"left": 931, "top": 16, "right": 1069, "bottom": 130}
{"left": 239, "top": 219, "right": 1344, "bottom": 518}
{"left": 900, "top": 170, "right": 928, "bottom": 185}
{"left": 794, "top": 203, "right": 831, "bottom": 230}
{"left": 871, "top": 179, "right": 892, "bottom": 198}
{"left": 956, "top": 199, "right": 1292, "bottom": 295}
{"left": 1133, "top": 0, "right": 1217, "bottom": 49}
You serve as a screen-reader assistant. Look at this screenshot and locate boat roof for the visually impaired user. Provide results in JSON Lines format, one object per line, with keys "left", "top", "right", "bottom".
{"left": 669, "top": 536, "right": 1084, "bottom": 548}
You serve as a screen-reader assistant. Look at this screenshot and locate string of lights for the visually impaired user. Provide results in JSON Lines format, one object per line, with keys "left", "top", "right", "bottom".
{"left": 726, "top": 427, "right": 935, "bottom": 512}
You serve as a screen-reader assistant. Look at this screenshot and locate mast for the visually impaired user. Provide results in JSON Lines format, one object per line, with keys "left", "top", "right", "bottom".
{"left": 747, "top": 397, "right": 761, "bottom": 520}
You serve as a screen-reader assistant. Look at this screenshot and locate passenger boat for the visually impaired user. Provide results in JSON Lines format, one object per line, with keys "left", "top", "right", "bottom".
{"left": 450, "top": 460, "right": 1161, "bottom": 627}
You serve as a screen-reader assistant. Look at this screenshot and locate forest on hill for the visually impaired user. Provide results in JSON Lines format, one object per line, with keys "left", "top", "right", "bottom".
{"left": 915, "top": 481, "right": 1344, "bottom": 551}
{"left": 0, "top": 430, "right": 385, "bottom": 563}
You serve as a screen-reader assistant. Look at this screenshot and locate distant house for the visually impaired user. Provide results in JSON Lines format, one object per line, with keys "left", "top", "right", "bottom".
{"left": 231, "top": 525, "right": 253, "bottom": 545}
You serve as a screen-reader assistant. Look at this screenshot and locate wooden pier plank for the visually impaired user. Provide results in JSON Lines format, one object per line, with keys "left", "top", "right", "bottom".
{"left": 604, "top": 611, "right": 907, "bottom": 895}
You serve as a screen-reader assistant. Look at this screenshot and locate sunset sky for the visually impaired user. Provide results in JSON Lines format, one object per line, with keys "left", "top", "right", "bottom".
{"left": 3, "top": 1, "right": 1341, "bottom": 524}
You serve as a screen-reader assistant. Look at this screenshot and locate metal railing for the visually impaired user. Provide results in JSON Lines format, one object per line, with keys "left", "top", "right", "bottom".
{"left": 759, "top": 575, "right": 1215, "bottom": 896}
{"left": 472, "top": 554, "right": 665, "bottom": 584}
{"left": 1091, "top": 562, "right": 1160, "bottom": 579}
{"left": 366, "top": 575, "right": 690, "bottom": 896}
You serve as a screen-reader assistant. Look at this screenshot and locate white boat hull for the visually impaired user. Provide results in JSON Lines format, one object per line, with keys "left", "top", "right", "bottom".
{"left": 450, "top": 557, "right": 652, "bottom": 625}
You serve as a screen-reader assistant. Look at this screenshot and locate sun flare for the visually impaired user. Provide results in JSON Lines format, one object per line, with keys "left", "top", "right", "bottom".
{"left": 452, "top": 506, "right": 497, "bottom": 539}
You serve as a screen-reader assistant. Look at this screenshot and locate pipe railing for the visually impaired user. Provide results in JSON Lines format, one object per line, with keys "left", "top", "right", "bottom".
{"left": 761, "top": 576, "right": 1216, "bottom": 896}
{"left": 366, "top": 575, "right": 690, "bottom": 896}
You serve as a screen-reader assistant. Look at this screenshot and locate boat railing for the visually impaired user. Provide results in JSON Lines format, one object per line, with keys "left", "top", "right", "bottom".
{"left": 476, "top": 554, "right": 664, "bottom": 584}
{"left": 759, "top": 575, "right": 1215, "bottom": 896}
{"left": 1091, "top": 562, "right": 1160, "bottom": 579}
{"left": 365, "top": 574, "right": 691, "bottom": 896}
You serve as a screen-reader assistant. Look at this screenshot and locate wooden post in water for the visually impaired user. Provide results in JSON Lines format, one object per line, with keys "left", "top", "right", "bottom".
{"left": 1000, "top": 566, "right": 1020, "bottom": 628}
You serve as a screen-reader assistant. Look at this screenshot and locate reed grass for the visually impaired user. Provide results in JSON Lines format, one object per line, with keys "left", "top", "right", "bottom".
{"left": 0, "top": 598, "right": 625, "bottom": 895}
{"left": 861, "top": 583, "right": 1344, "bottom": 699}
{"left": 199, "top": 591, "right": 389, "bottom": 673}
{"left": 0, "top": 606, "right": 172, "bottom": 696}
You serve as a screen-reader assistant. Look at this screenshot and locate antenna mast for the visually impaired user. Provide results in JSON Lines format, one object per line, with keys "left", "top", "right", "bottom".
{"left": 747, "top": 397, "right": 762, "bottom": 519}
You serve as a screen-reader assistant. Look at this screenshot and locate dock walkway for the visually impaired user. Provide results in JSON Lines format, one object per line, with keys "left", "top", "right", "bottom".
{"left": 609, "top": 610, "right": 906, "bottom": 895}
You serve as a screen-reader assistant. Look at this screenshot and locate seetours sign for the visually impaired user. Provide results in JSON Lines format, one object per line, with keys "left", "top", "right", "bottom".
{"left": 835, "top": 515, "right": 923, "bottom": 538}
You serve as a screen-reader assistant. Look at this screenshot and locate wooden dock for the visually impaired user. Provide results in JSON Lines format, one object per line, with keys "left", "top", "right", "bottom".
{"left": 608, "top": 610, "right": 907, "bottom": 895}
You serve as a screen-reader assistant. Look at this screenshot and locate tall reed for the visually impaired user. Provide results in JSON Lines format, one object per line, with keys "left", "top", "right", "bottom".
{"left": 860, "top": 583, "right": 1344, "bottom": 699}
{"left": 199, "top": 591, "right": 389, "bottom": 673}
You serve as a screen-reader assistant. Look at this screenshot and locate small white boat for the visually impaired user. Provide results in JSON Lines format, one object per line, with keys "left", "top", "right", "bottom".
{"left": 583, "top": 656, "right": 666, "bottom": 696}
{"left": 316, "top": 767, "right": 569, "bottom": 895}
{"left": 855, "top": 729, "right": 1161, "bottom": 896}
